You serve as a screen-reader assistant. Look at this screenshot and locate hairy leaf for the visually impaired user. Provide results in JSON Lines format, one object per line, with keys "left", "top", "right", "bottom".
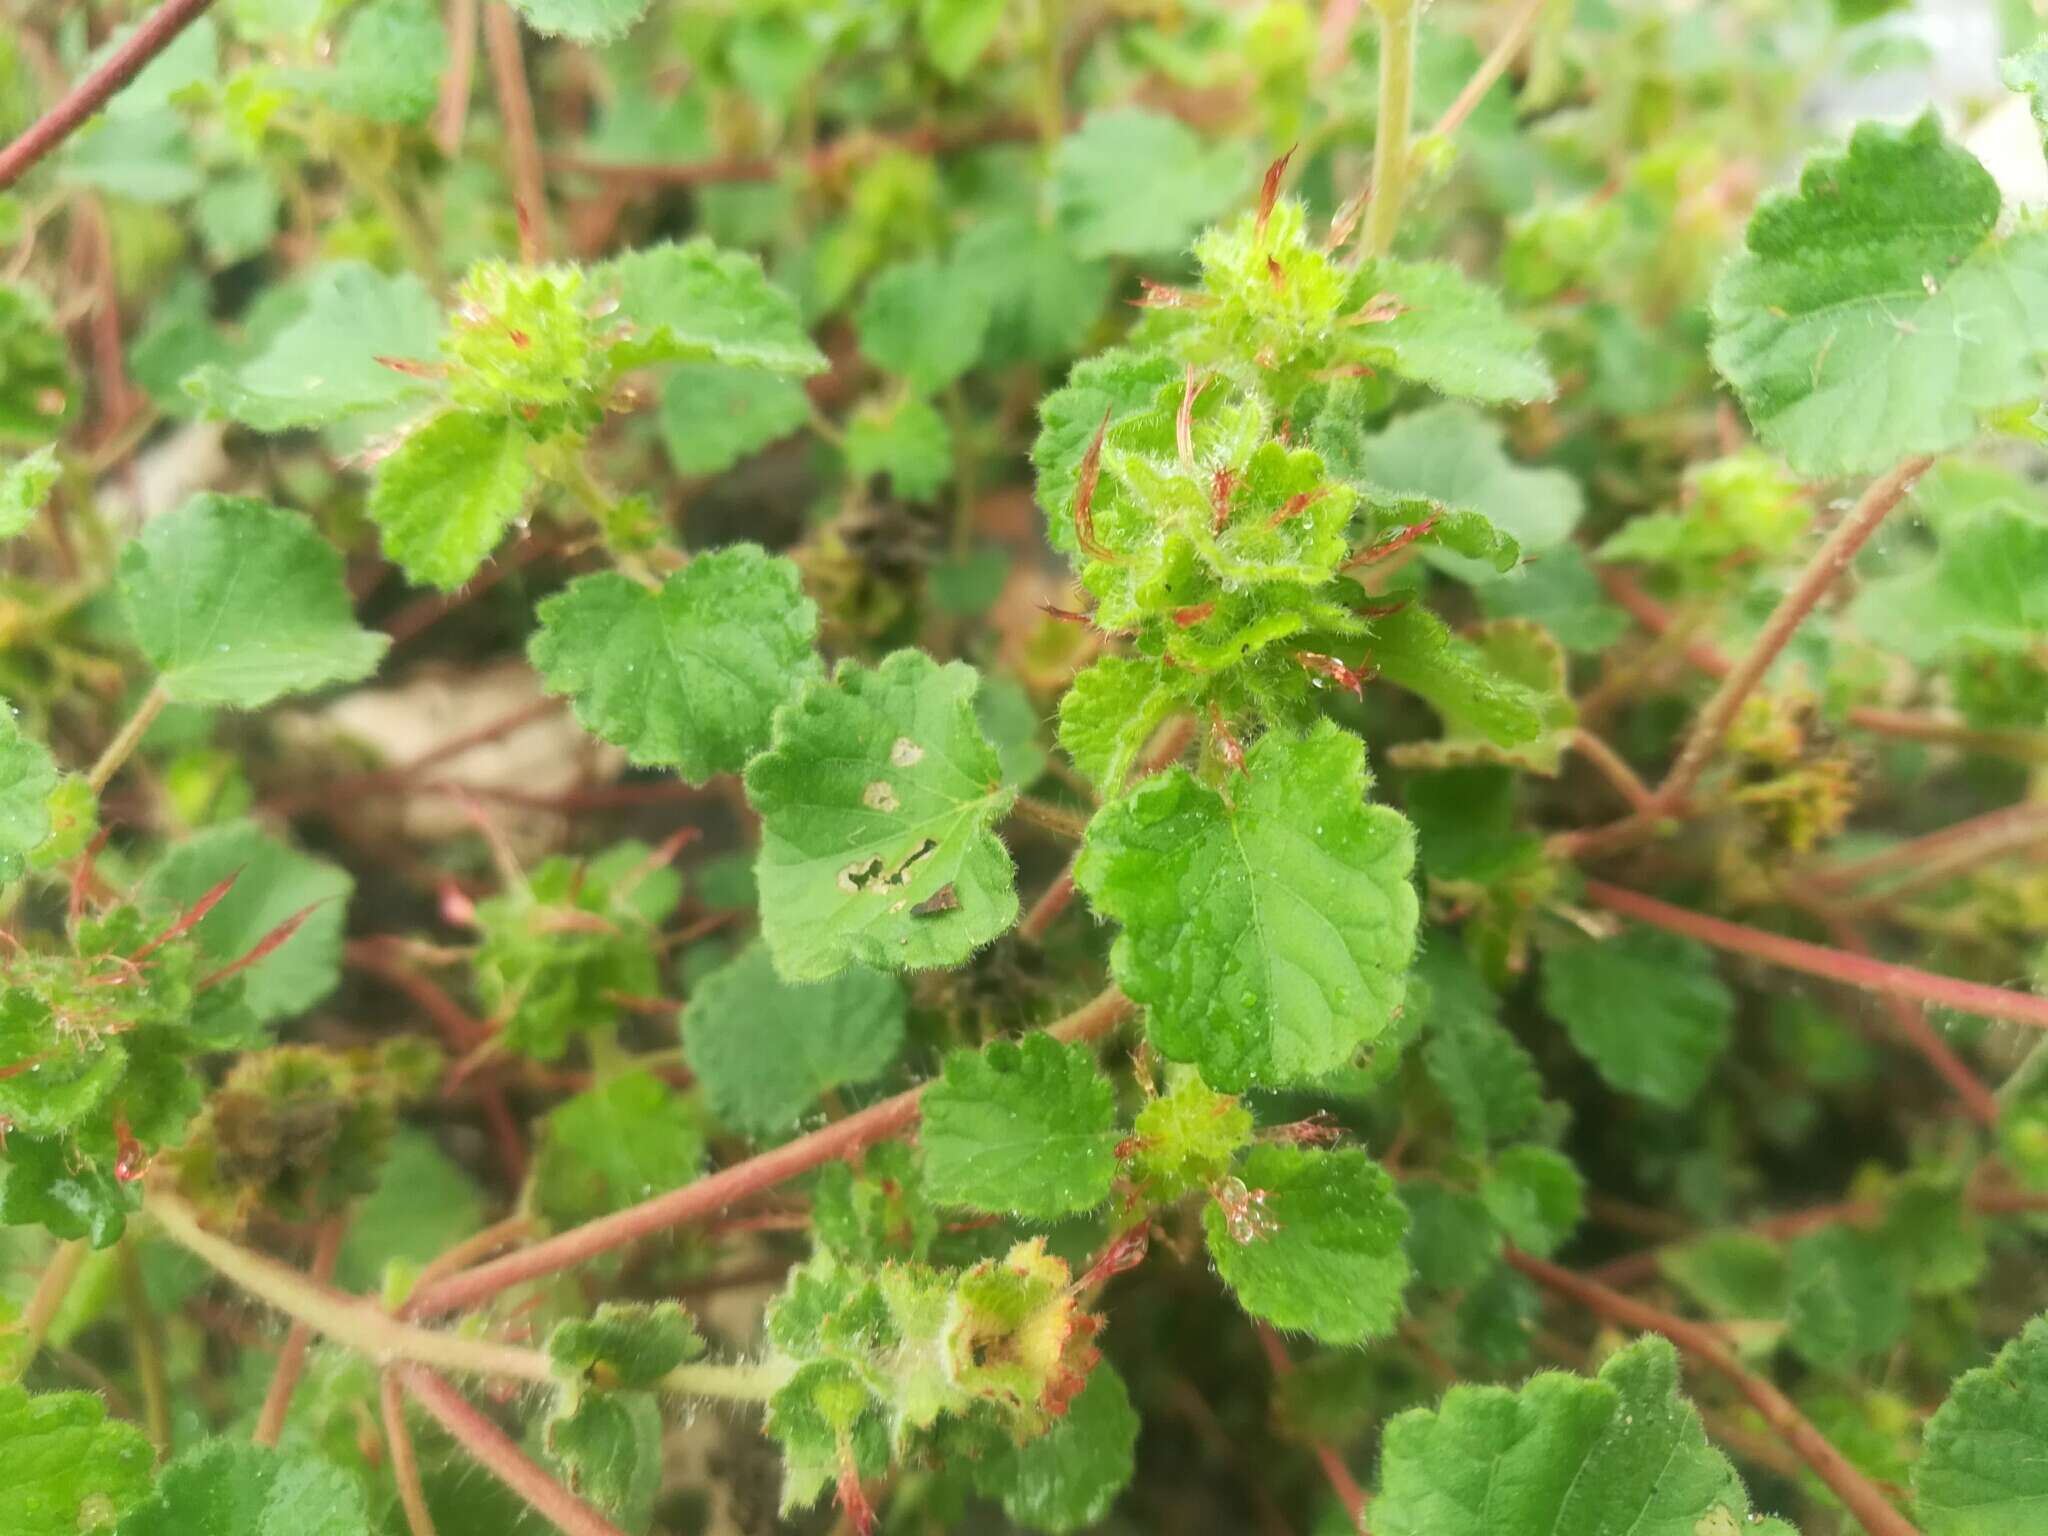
{"left": 920, "top": 1033, "right": 1119, "bottom": 1219}
{"left": 1917, "top": 1314, "right": 2048, "bottom": 1534}
{"left": 368, "top": 410, "right": 535, "bottom": 592}
{"left": 1540, "top": 930, "right": 1733, "bottom": 1109}
{"left": 0, "top": 1382, "right": 154, "bottom": 1535}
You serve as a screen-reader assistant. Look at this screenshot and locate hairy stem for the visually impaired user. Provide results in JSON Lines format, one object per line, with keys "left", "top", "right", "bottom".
{"left": 403, "top": 985, "right": 1135, "bottom": 1318}
{"left": 10, "top": 1239, "right": 88, "bottom": 1380}
{"left": 1509, "top": 1249, "right": 1921, "bottom": 1536}
{"left": 87, "top": 681, "right": 168, "bottom": 794}
{"left": 254, "top": 1215, "right": 348, "bottom": 1446}
{"left": 1571, "top": 728, "right": 1656, "bottom": 813}
{"left": 1584, "top": 879, "right": 2048, "bottom": 1032}
{"left": 0, "top": 0, "right": 217, "bottom": 190}
{"left": 1009, "top": 794, "right": 1089, "bottom": 841}
{"left": 1362, "top": 0, "right": 1419, "bottom": 257}
{"left": 399, "top": 1366, "right": 628, "bottom": 1536}
{"left": 381, "top": 1370, "right": 440, "bottom": 1536}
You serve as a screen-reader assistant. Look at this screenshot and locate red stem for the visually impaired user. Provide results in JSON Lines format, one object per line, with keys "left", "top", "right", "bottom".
{"left": 434, "top": 0, "right": 478, "bottom": 157}
{"left": 1508, "top": 1250, "right": 1921, "bottom": 1536}
{"left": 253, "top": 1215, "right": 347, "bottom": 1446}
{"left": 0, "top": 0, "right": 218, "bottom": 190}
{"left": 399, "top": 1366, "right": 627, "bottom": 1536}
{"left": 1255, "top": 1324, "right": 1371, "bottom": 1531}
{"left": 381, "top": 1370, "right": 440, "bottom": 1536}
{"left": 1803, "top": 801, "right": 2048, "bottom": 895}
{"left": 483, "top": 2, "right": 548, "bottom": 264}
{"left": 1584, "top": 879, "right": 2048, "bottom": 1032}
{"left": 343, "top": 939, "right": 491, "bottom": 1051}
{"left": 402, "top": 987, "right": 1134, "bottom": 1319}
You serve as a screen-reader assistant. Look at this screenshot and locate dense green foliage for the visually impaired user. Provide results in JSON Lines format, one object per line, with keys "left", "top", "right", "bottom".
{"left": 1, "top": 1, "right": 2047, "bottom": 1534}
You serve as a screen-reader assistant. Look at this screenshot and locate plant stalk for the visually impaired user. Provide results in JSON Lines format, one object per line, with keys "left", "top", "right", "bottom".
{"left": 1362, "top": 0, "right": 1419, "bottom": 257}
{"left": 88, "top": 681, "right": 169, "bottom": 793}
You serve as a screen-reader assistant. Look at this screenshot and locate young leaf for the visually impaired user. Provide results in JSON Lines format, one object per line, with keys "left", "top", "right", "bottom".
{"left": 1052, "top": 109, "right": 1246, "bottom": 259}
{"left": 184, "top": 262, "right": 440, "bottom": 430}
{"left": 1076, "top": 721, "right": 1418, "bottom": 1091}
{"left": 1347, "top": 259, "right": 1553, "bottom": 405}
{"left": 0, "top": 706, "right": 59, "bottom": 882}
{"left": 549, "top": 1301, "right": 706, "bottom": 1388}
{"left": 1373, "top": 1336, "right": 1792, "bottom": 1536}
{"left": 0, "top": 1382, "right": 154, "bottom": 1535}
{"left": 1056, "top": 655, "right": 1181, "bottom": 794}
{"left": 1916, "top": 1313, "right": 2048, "bottom": 1534}
{"left": 368, "top": 410, "right": 535, "bottom": 592}
{"left": 595, "top": 239, "right": 826, "bottom": 374}
{"left": 531, "top": 546, "right": 822, "bottom": 782}
{"left": 1129, "top": 1070, "right": 1253, "bottom": 1201}
{"left": 855, "top": 258, "right": 992, "bottom": 396}
{"left": 745, "top": 650, "right": 1020, "bottom": 982}
{"left": 1388, "top": 619, "right": 1576, "bottom": 775}
{"left": 118, "top": 495, "right": 388, "bottom": 708}
{"left": 114, "top": 1438, "right": 369, "bottom": 1535}
{"left": 971, "top": 1363, "right": 1140, "bottom": 1533}
{"left": 681, "top": 940, "right": 905, "bottom": 1136}
{"left": 920, "top": 1033, "right": 1119, "bottom": 1219}
{"left": 1203, "top": 1144, "right": 1410, "bottom": 1344}
{"left": 0, "top": 444, "right": 59, "bottom": 537}
{"left": 1540, "top": 930, "right": 1734, "bottom": 1108}
{"left": 141, "top": 820, "right": 351, "bottom": 1024}
{"left": 1710, "top": 112, "right": 2048, "bottom": 476}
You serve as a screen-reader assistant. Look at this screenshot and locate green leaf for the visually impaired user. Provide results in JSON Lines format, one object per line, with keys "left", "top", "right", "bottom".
{"left": 1204, "top": 1144, "right": 1409, "bottom": 1344}
{"left": 1402, "top": 1182, "right": 1502, "bottom": 1292}
{"left": 1917, "top": 1313, "right": 2048, "bottom": 1534}
{"left": 0, "top": 1133, "right": 138, "bottom": 1247}
{"left": 681, "top": 940, "right": 905, "bottom": 1136}
{"left": 0, "top": 285, "right": 74, "bottom": 442}
{"left": 114, "top": 1439, "right": 368, "bottom": 1535}
{"left": 954, "top": 214, "right": 1114, "bottom": 366}
{"left": 1785, "top": 1226, "right": 1909, "bottom": 1370}
{"left": 1387, "top": 619, "right": 1576, "bottom": 775}
{"left": 1371, "top": 604, "right": 1554, "bottom": 756}
{"left": 745, "top": 650, "right": 1019, "bottom": 982}
{"left": 1373, "top": 1336, "right": 1783, "bottom": 1536}
{"left": 972, "top": 1363, "right": 1139, "bottom": 1533}
{"left": 1881, "top": 1177, "right": 1986, "bottom": 1298}
{"left": 1710, "top": 113, "right": 2048, "bottom": 476}
{"left": 919, "top": 0, "right": 1006, "bottom": 79}
{"left": 1475, "top": 545, "right": 1629, "bottom": 654}
{"left": 1422, "top": 994, "right": 1543, "bottom": 1154}
{"left": 141, "top": 820, "right": 350, "bottom": 1023}
{"left": 185, "top": 263, "right": 441, "bottom": 430}
{"left": 533, "top": 1070, "right": 705, "bottom": 1228}
{"left": 533, "top": 547, "right": 819, "bottom": 782}
{"left": 845, "top": 393, "right": 953, "bottom": 501}
{"left": 1849, "top": 494, "right": 2048, "bottom": 663}
{"left": 855, "top": 258, "right": 992, "bottom": 396}
{"left": 658, "top": 363, "right": 810, "bottom": 475}
{"left": 1356, "top": 402, "right": 1582, "bottom": 574}
{"left": 0, "top": 445, "right": 59, "bottom": 537}
{"left": 310, "top": 0, "right": 446, "bottom": 122}
{"left": 1661, "top": 1233, "right": 1789, "bottom": 1325}
{"left": 334, "top": 1127, "right": 485, "bottom": 1292}
{"left": 1056, "top": 655, "right": 1180, "bottom": 794}
{"left": 1347, "top": 260, "right": 1552, "bottom": 405}
{"left": 549, "top": 1301, "right": 705, "bottom": 1387}
{"left": 1540, "top": 930, "right": 1733, "bottom": 1109}
{"left": 368, "top": 410, "right": 536, "bottom": 593}
{"left": 545, "top": 1392, "right": 663, "bottom": 1528}
{"left": 920, "top": 1033, "right": 1119, "bottom": 1220}
{"left": 0, "top": 706, "right": 59, "bottom": 882}
{"left": 1052, "top": 110, "right": 1246, "bottom": 259}
{"left": 119, "top": 495, "right": 388, "bottom": 708}
{"left": 1077, "top": 720, "right": 1417, "bottom": 1091}
{"left": 1130, "top": 1069, "right": 1253, "bottom": 1200}
{"left": 2005, "top": 41, "right": 2048, "bottom": 130}
{"left": 595, "top": 239, "right": 825, "bottom": 374}
{"left": 0, "top": 1381, "right": 154, "bottom": 1535}
{"left": 1032, "top": 349, "right": 1181, "bottom": 557}
{"left": 1479, "top": 1145, "right": 1584, "bottom": 1259}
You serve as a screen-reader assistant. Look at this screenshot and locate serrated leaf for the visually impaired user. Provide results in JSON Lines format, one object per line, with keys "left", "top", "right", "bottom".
{"left": 141, "top": 820, "right": 350, "bottom": 1023}
{"left": 533, "top": 1070, "right": 705, "bottom": 1228}
{"left": 1421, "top": 984, "right": 1543, "bottom": 1154}
{"left": 114, "top": 1439, "right": 368, "bottom": 1535}
{"left": 1077, "top": 721, "right": 1417, "bottom": 1091}
{"left": 1388, "top": 619, "right": 1576, "bottom": 775}
{"left": 1540, "top": 930, "right": 1733, "bottom": 1109}
{"left": 1131, "top": 1070, "right": 1252, "bottom": 1200}
{"left": 0, "top": 706, "right": 59, "bottom": 882}
{"left": 1032, "top": 349, "right": 1181, "bottom": 558}
{"left": 1373, "top": 1336, "right": 1782, "bottom": 1536}
{"left": 545, "top": 1392, "right": 662, "bottom": 1528}
{"left": 532, "top": 546, "right": 819, "bottom": 782}
{"left": 658, "top": 362, "right": 810, "bottom": 475}
{"left": 119, "top": 495, "right": 388, "bottom": 708}
{"left": 0, "top": 445, "right": 59, "bottom": 537}
{"left": 1203, "top": 1144, "right": 1409, "bottom": 1344}
{"left": 681, "top": 940, "right": 905, "bottom": 1136}
{"left": 1346, "top": 259, "right": 1552, "bottom": 405}
{"left": 1371, "top": 604, "right": 1553, "bottom": 755}
{"left": 972, "top": 1363, "right": 1139, "bottom": 1533}
{"left": 1056, "top": 655, "right": 1181, "bottom": 794}
{"left": 855, "top": 258, "right": 992, "bottom": 396}
{"left": 368, "top": 409, "right": 535, "bottom": 593}
{"left": 1479, "top": 1145, "right": 1584, "bottom": 1259}
{"left": 745, "top": 650, "right": 1019, "bottom": 982}
{"left": 920, "top": 1033, "right": 1118, "bottom": 1219}
{"left": 1710, "top": 113, "right": 2048, "bottom": 476}
{"left": 184, "top": 262, "right": 440, "bottom": 430}
{"left": 1052, "top": 110, "right": 1246, "bottom": 259}
{"left": 1917, "top": 1313, "right": 2048, "bottom": 1534}
{"left": 0, "top": 1381, "right": 154, "bottom": 1534}
{"left": 550, "top": 1301, "right": 705, "bottom": 1387}
{"left": 595, "top": 239, "right": 825, "bottom": 374}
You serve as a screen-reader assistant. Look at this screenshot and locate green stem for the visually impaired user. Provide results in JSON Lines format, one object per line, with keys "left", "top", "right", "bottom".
{"left": 660, "top": 1358, "right": 792, "bottom": 1403}
{"left": 87, "top": 680, "right": 168, "bottom": 794}
{"left": 116, "top": 1239, "right": 171, "bottom": 1455}
{"left": 1362, "top": 0, "right": 1419, "bottom": 258}
{"left": 9, "top": 1239, "right": 88, "bottom": 1381}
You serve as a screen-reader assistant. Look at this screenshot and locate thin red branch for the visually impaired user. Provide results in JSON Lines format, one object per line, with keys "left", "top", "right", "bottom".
{"left": 343, "top": 939, "right": 491, "bottom": 1051}
{"left": 434, "top": 0, "right": 479, "bottom": 157}
{"left": 482, "top": 2, "right": 549, "bottom": 263}
{"left": 1255, "top": 1324, "right": 1370, "bottom": 1531}
{"left": 1803, "top": 801, "right": 2048, "bottom": 896}
{"left": 381, "top": 1370, "right": 440, "bottom": 1536}
{"left": 1018, "top": 865, "right": 1079, "bottom": 944}
{"left": 1425, "top": 0, "right": 1549, "bottom": 140}
{"left": 0, "top": 0, "right": 218, "bottom": 190}
{"left": 1570, "top": 729, "right": 1656, "bottom": 814}
{"left": 253, "top": 1215, "right": 347, "bottom": 1446}
{"left": 399, "top": 1365, "right": 628, "bottom": 1536}
{"left": 1584, "top": 879, "right": 2048, "bottom": 1032}
{"left": 1508, "top": 1250, "right": 1921, "bottom": 1536}
{"left": 402, "top": 986, "right": 1134, "bottom": 1318}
